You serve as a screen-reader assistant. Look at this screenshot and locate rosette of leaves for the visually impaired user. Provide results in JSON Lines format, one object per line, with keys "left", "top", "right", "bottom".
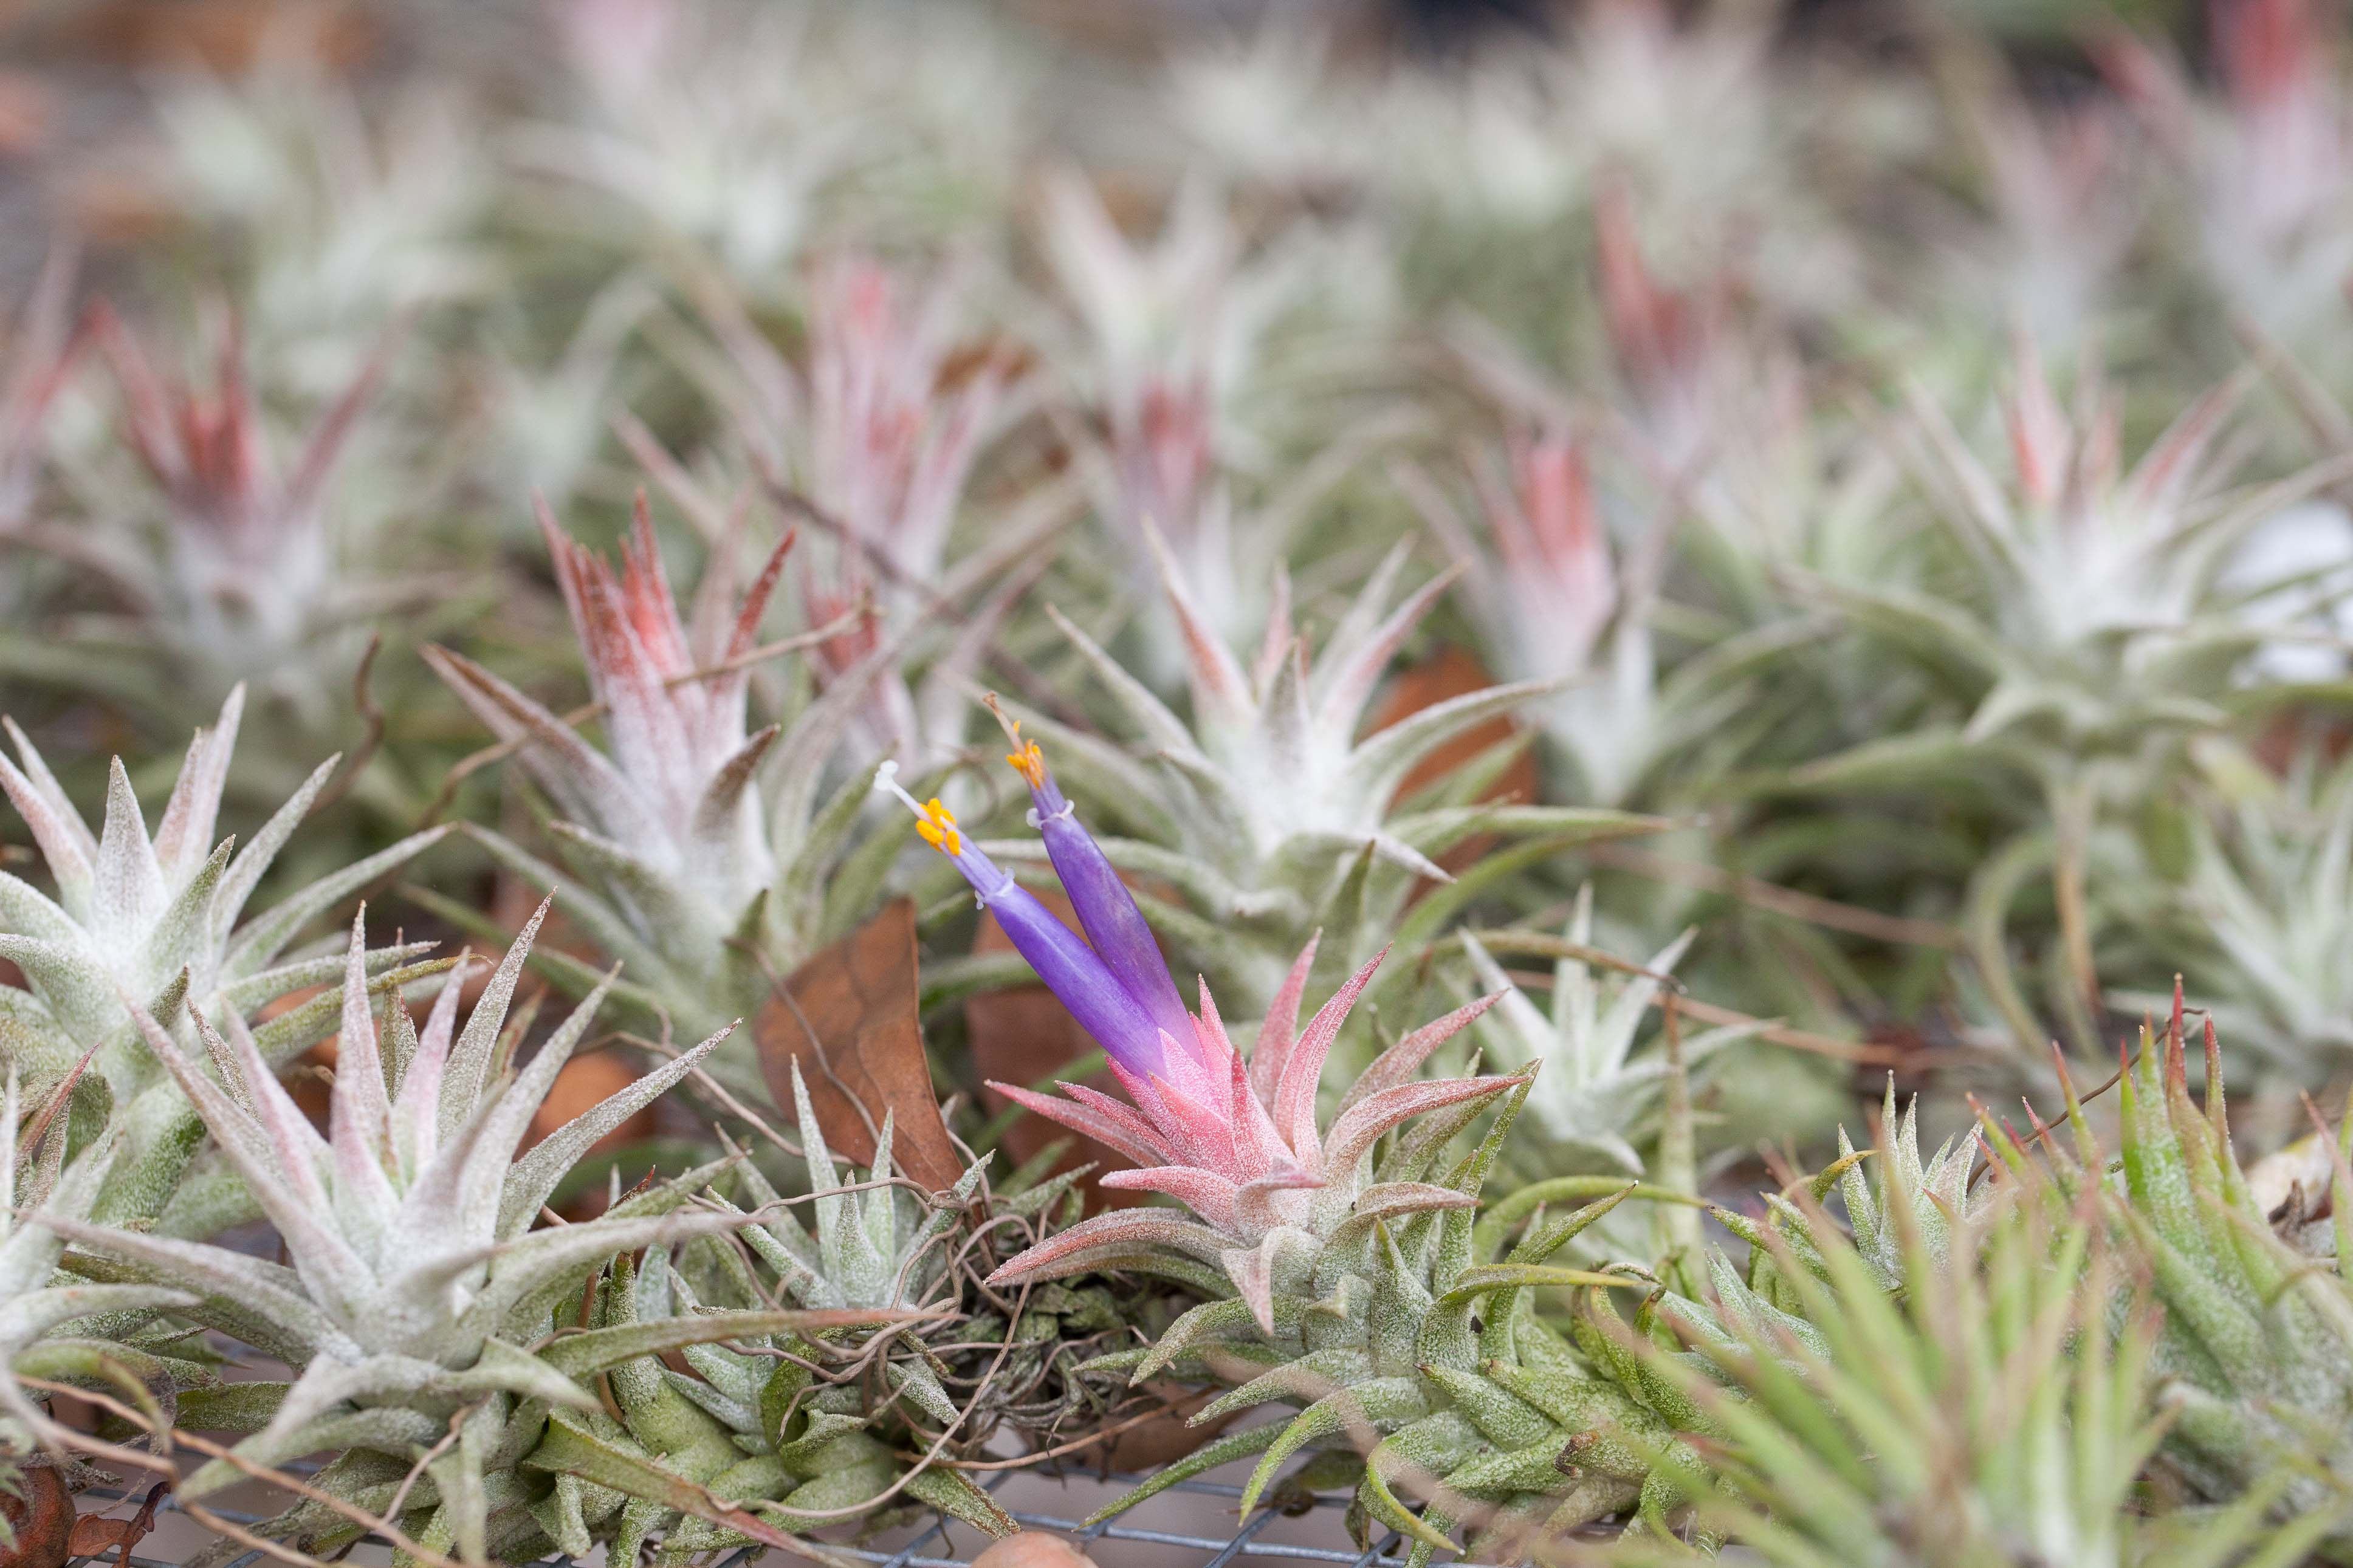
{"left": 1454, "top": 888, "right": 1754, "bottom": 1188}
{"left": 1, "top": 1068, "right": 204, "bottom": 1466}
{"left": 1590, "top": 1171, "right": 2287, "bottom": 1567}
{"left": 1974, "top": 995, "right": 2353, "bottom": 1556}
{"left": 37, "top": 907, "right": 842, "bottom": 1567}
{"left": 2110, "top": 748, "right": 2353, "bottom": 1071}
{"left": 992, "top": 536, "right": 1663, "bottom": 1013}
{"left": 1787, "top": 344, "right": 2348, "bottom": 1052}
{"left": 424, "top": 500, "right": 895, "bottom": 1104}
{"left": 0, "top": 685, "right": 447, "bottom": 1231}
{"left": 557, "top": 1057, "right": 1138, "bottom": 1553}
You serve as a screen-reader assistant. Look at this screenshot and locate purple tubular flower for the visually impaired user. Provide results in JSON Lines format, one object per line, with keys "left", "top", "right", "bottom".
{"left": 1006, "top": 736, "right": 1197, "bottom": 1060}
{"left": 875, "top": 762, "right": 1170, "bottom": 1078}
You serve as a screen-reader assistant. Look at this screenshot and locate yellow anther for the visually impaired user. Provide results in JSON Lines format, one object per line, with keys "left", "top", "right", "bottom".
{"left": 913, "top": 798, "right": 961, "bottom": 857}
{"left": 1007, "top": 739, "right": 1047, "bottom": 789}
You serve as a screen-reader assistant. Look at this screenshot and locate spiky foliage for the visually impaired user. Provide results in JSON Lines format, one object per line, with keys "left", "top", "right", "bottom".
{"left": 27, "top": 307, "right": 427, "bottom": 744}
{"left": 2112, "top": 0, "right": 2353, "bottom": 383}
{"left": 0, "top": 244, "right": 77, "bottom": 535}
{"left": 1006, "top": 546, "right": 1658, "bottom": 1010}
{"left": 1975, "top": 996, "right": 2353, "bottom": 1557}
{"left": 2118, "top": 750, "right": 2353, "bottom": 1069}
{"left": 136, "top": 57, "right": 492, "bottom": 394}
{"left": 681, "top": 251, "right": 1027, "bottom": 773}
{"left": 1032, "top": 169, "right": 1400, "bottom": 696}
{"left": 0, "top": 685, "right": 445, "bottom": 1228}
{"left": 425, "top": 501, "right": 884, "bottom": 1098}
{"left": 523, "top": 0, "right": 1029, "bottom": 296}
{"left": 568, "top": 1060, "right": 1015, "bottom": 1556}
{"left": 990, "top": 952, "right": 1677, "bottom": 1558}
{"left": 1403, "top": 434, "right": 1660, "bottom": 809}
{"left": 1818, "top": 343, "right": 2324, "bottom": 778}
{"left": 36, "top": 905, "right": 826, "bottom": 1566}
{"left": 1593, "top": 1167, "right": 2278, "bottom": 1567}
{"left": 888, "top": 750, "right": 1701, "bottom": 1552}
{"left": 1455, "top": 890, "right": 1752, "bottom": 1184}
{"left": 1799, "top": 342, "right": 2341, "bottom": 1052}
{"left": 50, "top": 908, "right": 719, "bottom": 1464}
{"left": 1, "top": 1068, "right": 200, "bottom": 1455}
{"left": 1941, "top": 53, "right": 2143, "bottom": 353}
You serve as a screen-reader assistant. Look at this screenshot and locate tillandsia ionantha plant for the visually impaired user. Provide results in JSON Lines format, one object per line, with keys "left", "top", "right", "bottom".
{"left": 1967, "top": 990, "right": 2353, "bottom": 1559}
{"left": 569, "top": 1060, "right": 1025, "bottom": 1553}
{"left": 31, "top": 307, "right": 438, "bottom": 783}
{"left": 670, "top": 247, "right": 1045, "bottom": 778}
{"left": 1032, "top": 168, "right": 1358, "bottom": 666}
{"left": 423, "top": 498, "right": 891, "bottom": 1103}
{"left": 0, "top": 683, "right": 448, "bottom": 1233}
{"left": 2111, "top": 746, "right": 2353, "bottom": 1071}
{"left": 881, "top": 738, "right": 1710, "bottom": 1557}
{"left": 993, "top": 549, "right": 1664, "bottom": 1013}
{"left": 1592, "top": 1140, "right": 2290, "bottom": 1568}
{"left": 1451, "top": 889, "right": 1754, "bottom": 1193}
{"left": 35, "top": 903, "right": 878, "bottom": 1568}
{"left": 0, "top": 1065, "right": 203, "bottom": 1460}
{"left": 1796, "top": 338, "right": 2351, "bottom": 1055}
{"left": 2109, "top": 0, "right": 2353, "bottom": 392}
{"left": 27, "top": 0, "right": 2353, "bottom": 1559}
{"left": 522, "top": 0, "right": 1032, "bottom": 302}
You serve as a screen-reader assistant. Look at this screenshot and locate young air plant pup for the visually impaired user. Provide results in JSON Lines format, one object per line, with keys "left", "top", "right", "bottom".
{"left": 876, "top": 722, "right": 1679, "bottom": 1553}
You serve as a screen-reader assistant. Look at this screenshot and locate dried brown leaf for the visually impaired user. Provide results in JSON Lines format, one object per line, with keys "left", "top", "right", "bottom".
{"left": 756, "top": 899, "right": 965, "bottom": 1194}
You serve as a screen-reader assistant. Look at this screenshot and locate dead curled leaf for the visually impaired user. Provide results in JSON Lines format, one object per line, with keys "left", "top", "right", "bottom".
{"left": 755, "top": 899, "right": 967, "bottom": 1195}
{"left": 58, "top": 1481, "right": 165, "bottom": 1568}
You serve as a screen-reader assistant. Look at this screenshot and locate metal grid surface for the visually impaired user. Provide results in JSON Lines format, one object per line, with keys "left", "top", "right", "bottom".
{"left": 62, "top": 1464, "right": 1436, "bottom": 1568}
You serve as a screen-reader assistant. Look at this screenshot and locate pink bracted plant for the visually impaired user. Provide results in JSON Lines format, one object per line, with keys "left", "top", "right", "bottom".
{"left": 95, "top": 305, "right": 385, "bottom": 588}
{"left": 433, "top": 496, "right": 790, "bottom": 928}
{"left": 676, "top": 253, "right": 1022, "bottom": 769}
{"left": 0, "top": 245, "right": 80, "bottom": 532}
{"left": 2106, "top": 0, "right": 2353, "bottom": 351}
{"left": 32, "top": 304, "right": 410, "bottom": 727}
{"left": 800, "top": 255, "right": 1005, "bottom": 590}
{"left": 423, "top": 497, "right": 885, "bottom": 1091}
{"left": 1594, "top": 186, "right": 1726, "bottom": 476}
{"left": 876, "top": 732, "right": 1514, "bottom": 1329}
{"left": 1407, "top": 430, "right": 1678, "bottom": 806}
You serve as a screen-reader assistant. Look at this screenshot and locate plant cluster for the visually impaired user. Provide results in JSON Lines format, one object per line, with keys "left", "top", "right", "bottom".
{"left": 9, "top": 0, "right": 2353, "bottom": 1562}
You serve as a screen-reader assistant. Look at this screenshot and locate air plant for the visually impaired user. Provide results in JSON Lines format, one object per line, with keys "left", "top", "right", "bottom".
{"left": 524, "top": 0, "right": 1029, "bottom": 298}
{"left": 1798, "top": 340, "right": 2344, "bottom": 1050}
{"left": 2110, "top": 0, "right": 2353, "bottom": 382}
{"left": 0, "top": 684, "right": 447, "bottom": 1230}
{"left": 1594, "top": 1167, "right": 2273, "bottom": 1567}
{"left": 425, "top": 499, "right": 885, "bottom": 1101}
{"left": 986, "top": 558, "right": 1658, "bottom": 1013}
{"left": 0, "top": 244, "right": 78, "bottom": 535}
{"left": 1035, "top": 172, "right": 1356, "bottom": 668}
{"left": 1, "top": 1070, "right": 201, "bottom": 1457}
{"left": 35, "top": 907, "right": 826, "bottom": 1566}
{"left": 138, "top": 57, "right": 493, "bottom": 394}
{"left": 581, "top": 1062, "right": 1015, "bottom": 1550}
{"left": 877, "top": 742, "right": 1711, "bottom": 1555}
{"left": 2113, "top": 751, "right": 2353, "bottom": 1070}
{"left": 678, "top": 252, "right": 1033, "bottom": 773}
{"left": 1945, "top": 55, "right": 2145, "bottom": 352}
{"left": 1164, "top": 26, "right": 1372, "bottom": 199}
{"left": 1402, "top": 433, "right": 1671, "bottom": 809}
{"left": 1454, "top": 888, "right": 1752, "bottom": 1188}
{"left": 22, "top": 304, "right": 440, "bottom": 793}
{"left": 1974, "top": 995, "right": 2353, "bottom": 1559}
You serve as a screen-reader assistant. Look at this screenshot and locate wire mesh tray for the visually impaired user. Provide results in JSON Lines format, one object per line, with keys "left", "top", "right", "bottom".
{"left": 64, "top": 1460, "right": 1438, "bottom": 1568}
